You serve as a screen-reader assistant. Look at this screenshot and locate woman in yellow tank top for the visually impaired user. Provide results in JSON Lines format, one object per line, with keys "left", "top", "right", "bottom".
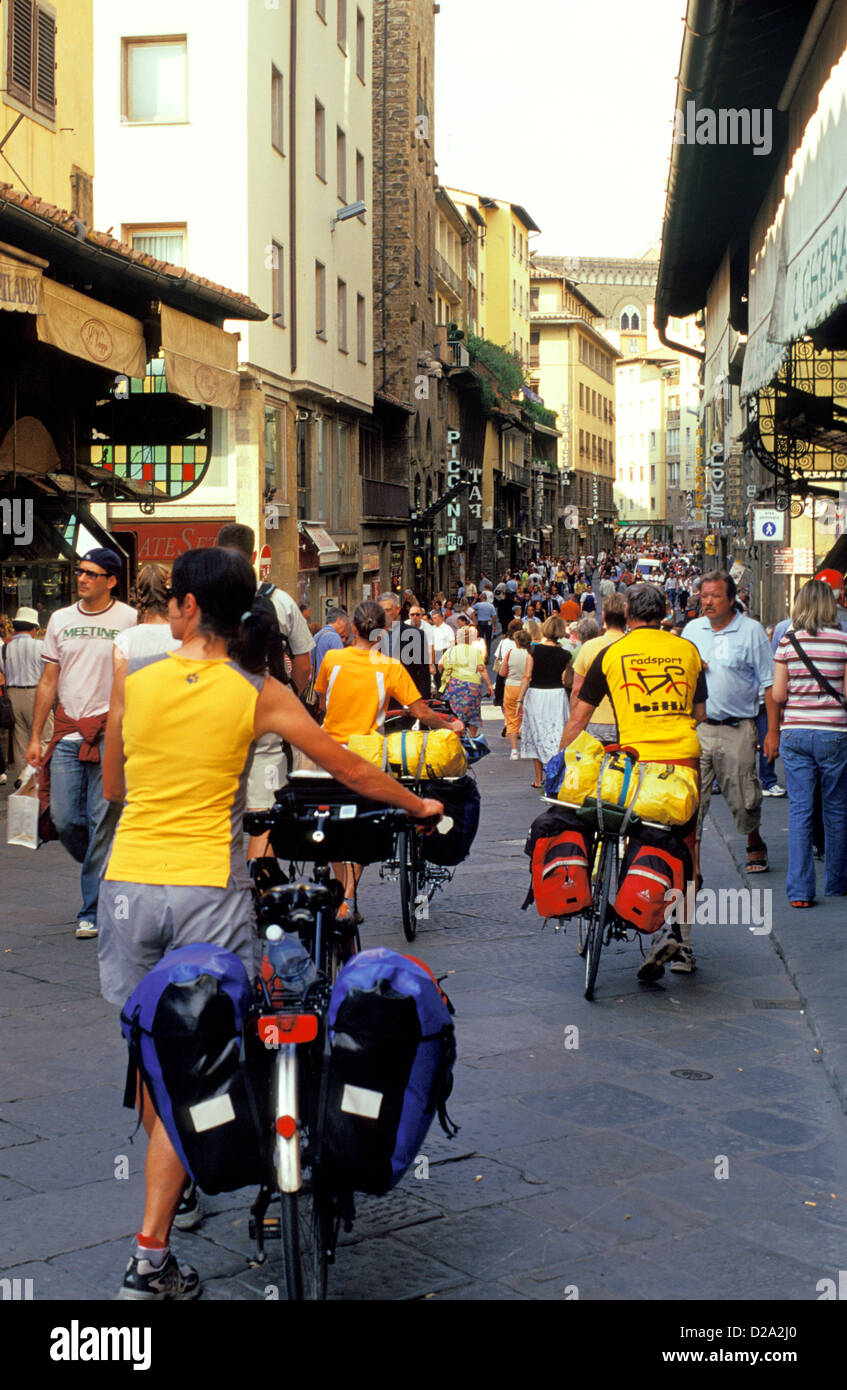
{"left": 99, "top": 546, "right": 443, "bottom": 1301}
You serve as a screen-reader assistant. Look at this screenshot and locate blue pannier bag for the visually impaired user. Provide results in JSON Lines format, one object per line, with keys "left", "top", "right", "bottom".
{"left": 324, "top": 948, "right": 458, "bottom": 1195}
{"left": 418, "top": 774, "right": 481, "bottom": 866}
{"left": 120, "top": 944, "right": 269, "bottom": 1195}
{"left": 544, "top": 750, "right": 566, "bottom": 798}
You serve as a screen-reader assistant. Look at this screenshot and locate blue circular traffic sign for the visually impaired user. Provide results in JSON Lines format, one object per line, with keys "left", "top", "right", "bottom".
{"left": 762, "top": 521, "right": 776, "bottom": 537}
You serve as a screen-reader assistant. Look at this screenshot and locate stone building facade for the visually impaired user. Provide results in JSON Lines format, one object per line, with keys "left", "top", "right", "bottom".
{"left": 369, "top": 0, "right": 446, "bottom": 599}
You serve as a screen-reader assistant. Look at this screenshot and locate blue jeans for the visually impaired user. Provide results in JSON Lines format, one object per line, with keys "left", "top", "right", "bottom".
{"left": 780, "top": 728, "right": 847, "bottom": 900}
{"left": 49, "top": 737, "right": 122, "bottom": 925}
{"left": 756, "top": 703, "right": 777, "bottom": 789}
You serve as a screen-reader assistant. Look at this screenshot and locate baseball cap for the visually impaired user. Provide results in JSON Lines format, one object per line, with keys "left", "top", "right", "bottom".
{"left": 79, "top": 547, "right": 122, "bottom": 578}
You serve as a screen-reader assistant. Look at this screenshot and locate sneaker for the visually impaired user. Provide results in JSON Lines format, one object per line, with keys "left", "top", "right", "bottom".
{"left": 0, "top": 773, "right": 6, "bottom": 785}
{"left": 510, "top": 750, "right": 519, "bottom": 760}
{"left": 762, "top": 785, "right": 786, "bottom": 797}
{"left": 669, "top": 946, "right": 696, "bottom": 973}
{"left": 636, "top": 925, "right": 681, "bottom": 983}
{"left": 173, "top": 1182, "right": 204, "bottom": 1231}
{"left": 117, "top": 1251, "right": 201, "bottom": 1301}
{"left": 74, "top": 920, "right": 98, "bottom": 939}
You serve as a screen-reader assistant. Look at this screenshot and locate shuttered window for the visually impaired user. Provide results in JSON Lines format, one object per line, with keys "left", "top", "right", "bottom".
{"left": 7, "top": 0, "right": 56, "bottom": 119}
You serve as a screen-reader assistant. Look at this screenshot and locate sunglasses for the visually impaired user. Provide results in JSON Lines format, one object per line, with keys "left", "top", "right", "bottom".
{"left": 74, "top": 566, "right": 109, "bottom": 579}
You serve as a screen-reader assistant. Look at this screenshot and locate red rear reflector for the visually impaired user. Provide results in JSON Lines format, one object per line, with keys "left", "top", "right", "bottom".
{"left": 258, "top": 1014, "right": 318, "bottom": 1045}
{"left": 276, "top": 1115, "right": 297, "bottom": 1139}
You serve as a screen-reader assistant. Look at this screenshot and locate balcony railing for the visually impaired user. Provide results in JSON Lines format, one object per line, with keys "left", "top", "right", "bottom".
{"left": 449, "top": 339, "right": 470, "bottom": 368}
{"left": 666, "top": 409, "right": 680, "bottom": 427}
{"left": 529, "top": 348, "right": 540, "bottom": 368}
{"left": 434, "top": 250, "right": 462, "bottom": 298}
{"left": 361, "top": 478, "right": 410, "bottom": 520}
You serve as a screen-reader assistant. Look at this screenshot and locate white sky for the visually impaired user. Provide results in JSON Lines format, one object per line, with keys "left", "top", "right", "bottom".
{"left": 435, "top": 0, "right": 689, "bottom": 257}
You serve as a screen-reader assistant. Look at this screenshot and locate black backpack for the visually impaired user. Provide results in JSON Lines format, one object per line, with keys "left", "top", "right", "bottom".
{"left": 254, "top": 582, "right": 296, "bottom": 687}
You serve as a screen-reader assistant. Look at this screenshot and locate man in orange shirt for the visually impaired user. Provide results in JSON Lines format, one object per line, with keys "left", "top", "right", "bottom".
{"left": 315, "top": 600, "right": 464, "bottom": 919}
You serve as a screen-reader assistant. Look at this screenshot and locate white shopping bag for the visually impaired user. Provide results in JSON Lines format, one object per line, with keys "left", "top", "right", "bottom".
{"left": 6, "top": 766, "right": 40, "bottom": 850}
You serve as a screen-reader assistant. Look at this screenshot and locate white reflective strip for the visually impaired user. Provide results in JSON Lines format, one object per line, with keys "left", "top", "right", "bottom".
{"left": 188, "top": 1094, "right": 236, "bottom": 1132}
{"left": 374, "top": 670, "right": 386, "bottom": 731}
{"left": 629, "top": 869, "right": 671, "bottom": 887}
{"left": 341, "top": 1083, "right": 383, "bottom": 1119}
{"left": 542, "top": 856, "right": 587, "bottom": 876}
{"left": 325, "top": 663, "right": 342, "bottom": 708}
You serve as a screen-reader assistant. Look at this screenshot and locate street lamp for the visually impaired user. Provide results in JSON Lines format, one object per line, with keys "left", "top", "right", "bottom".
{"left": 330, "top": 200, "right": 367, "bottom": 231}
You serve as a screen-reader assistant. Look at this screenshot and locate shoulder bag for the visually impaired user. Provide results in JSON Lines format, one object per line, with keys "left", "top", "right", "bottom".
{"left": 786, "top": 631, "right": 847, "bottom": 713}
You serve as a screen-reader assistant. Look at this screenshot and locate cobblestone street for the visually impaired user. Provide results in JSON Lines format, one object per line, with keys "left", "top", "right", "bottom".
{"left": 2, "top": 709, "right": 847, "bottom": 1304}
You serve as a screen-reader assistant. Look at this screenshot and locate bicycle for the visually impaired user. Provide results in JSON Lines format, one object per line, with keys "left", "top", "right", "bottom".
{"left": 545, "top": 745, "right": 644, "bottom": 1001}
{"left": 243, "top": 775, "right": 437, "bottom": 1298}
{"left": 378, "top": 719, "right": 488, "bottom": 942}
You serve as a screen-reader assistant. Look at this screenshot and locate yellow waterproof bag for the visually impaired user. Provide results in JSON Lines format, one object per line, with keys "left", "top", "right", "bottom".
{"left": 632, "top": 763, "right": 698, "bottom": 825}
{"left": 385, "top": 728, "right": 467, "bottom": 779}
{"left": 557, "top": 730, "right": 605, "bottom": 806}
{"left": 347, "top": 733, "right": 386, "bottom": 768}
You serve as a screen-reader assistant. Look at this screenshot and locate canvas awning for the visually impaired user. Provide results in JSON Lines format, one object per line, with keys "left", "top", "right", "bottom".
{"left": 36, "top": 279, "right": 146, "bottom": 377}
{"left": 742, "top": 43, "right": 847, "bottom": 396}
{"left": 0, "top": 243, "right": 45, "bottom": 314}
{"left": 159, "top": 303, "right": 240, "bottom": 409}
{"left": 299, "top": 523, "right": 341, "bottom": 567}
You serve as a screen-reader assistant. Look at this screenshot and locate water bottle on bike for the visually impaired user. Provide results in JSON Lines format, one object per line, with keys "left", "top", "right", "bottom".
{"left": 265, "top": 925, "right": 318, "bottom": 999}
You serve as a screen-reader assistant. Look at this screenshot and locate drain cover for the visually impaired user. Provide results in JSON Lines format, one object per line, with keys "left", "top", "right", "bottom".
{"left": 670, "top": 1068, "right": 713, "bottom": 1080}
{"left": 752, "top": 999, "right": 804, "bottom": 1010}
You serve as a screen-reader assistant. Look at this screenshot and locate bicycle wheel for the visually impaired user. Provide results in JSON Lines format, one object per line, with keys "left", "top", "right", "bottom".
{"left": 584, "top": 838, "right": 618, "bottom": 1001}
{"left": 575, "top": 839, "right": 601, "bottom": 957}
{"left": 279, "top": 1183, "right": 332, "bottom": 1300}
{"left": 397, "top": 828, "right": 419, "bottom": 942}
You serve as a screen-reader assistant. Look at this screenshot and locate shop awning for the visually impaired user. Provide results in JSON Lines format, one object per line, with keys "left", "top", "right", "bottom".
{"left": 742, "top": 42, "right": 847, "bottom": 396}
{"left": 0, "top": 243, "right": 45, "bottom": 314}
{"left": 36, "top": 279, "right": 146, "bottom": 377}
{"left": 159, "top": 303, "right": 240, "bottom": 409}
{"left": 299, "top": 523, "right": 341, "bottom": 567}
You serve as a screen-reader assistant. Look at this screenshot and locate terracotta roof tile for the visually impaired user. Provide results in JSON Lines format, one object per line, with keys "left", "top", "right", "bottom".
{"left": 0, "top": 182, "right": 263, "bottom": 318}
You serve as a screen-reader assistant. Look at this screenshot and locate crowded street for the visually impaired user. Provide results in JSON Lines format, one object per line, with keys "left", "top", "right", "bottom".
{"left": 5, "top": 0, "right": 847, "bottom": 1358}
{"left": 3, "top": 684, "right": 847, "bottom": 1303}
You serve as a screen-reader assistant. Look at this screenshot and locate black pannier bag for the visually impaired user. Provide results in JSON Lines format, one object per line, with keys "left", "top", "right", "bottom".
{"left": 121, "top": 945, "right": 271, "bottom": 1195}
{"left": 417, "top": 775, "right": 481, "bottom": 866}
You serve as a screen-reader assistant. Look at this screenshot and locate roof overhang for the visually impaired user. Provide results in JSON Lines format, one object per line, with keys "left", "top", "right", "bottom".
{"left": 655, "top": 0, "right": 816, "bottom": 324}
{"left": 0, "top": 185, "right": 265, "bottom": 326}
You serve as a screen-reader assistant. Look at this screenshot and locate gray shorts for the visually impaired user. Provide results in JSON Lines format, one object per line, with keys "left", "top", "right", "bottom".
{"left": 246, "top": 734, "right": 288, "bottom": 811}
{"left": 98, "top": 880, "right": 257, "bottom": 1007}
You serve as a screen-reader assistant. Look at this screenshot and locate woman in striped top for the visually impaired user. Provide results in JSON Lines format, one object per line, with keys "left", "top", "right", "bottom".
{"left": 773, "top": 580, "right": 847, "bottom": 907}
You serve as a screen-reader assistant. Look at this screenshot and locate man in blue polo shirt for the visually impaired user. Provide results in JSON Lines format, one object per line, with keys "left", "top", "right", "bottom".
{"left": 313, "top": 607, "right": 350, "bottom": 682}
{"left": 684, "top": 571, "right": 778, "bottom": 933}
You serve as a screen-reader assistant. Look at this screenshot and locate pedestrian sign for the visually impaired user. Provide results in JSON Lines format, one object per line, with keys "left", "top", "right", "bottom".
{"left": 752, "top": 508, "right": 785, "bottom": 542}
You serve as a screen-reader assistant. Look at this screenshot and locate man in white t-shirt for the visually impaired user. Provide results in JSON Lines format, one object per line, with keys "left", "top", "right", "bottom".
{"left": 27, "top": 549, "right": 137, "bottom": 939}
{"left": 215, "top": 524, "right": 316, "bottom": 855}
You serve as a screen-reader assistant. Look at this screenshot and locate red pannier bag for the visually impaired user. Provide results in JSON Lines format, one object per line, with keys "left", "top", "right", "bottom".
{"left": 523, "top": 807, "right": 593, "bottom": 919}
{"left": 613, "top": 826, "right": 692, "bottom": 934}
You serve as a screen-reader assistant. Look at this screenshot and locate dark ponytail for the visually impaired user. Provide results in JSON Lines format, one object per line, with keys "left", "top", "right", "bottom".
{"left": 171, "top": 546, "right": 269, "bottom": 674}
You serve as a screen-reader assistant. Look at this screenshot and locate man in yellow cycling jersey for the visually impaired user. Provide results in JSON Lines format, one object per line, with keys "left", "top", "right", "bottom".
{"left": 559, "top": 584, "right": 707, "bottom": 980}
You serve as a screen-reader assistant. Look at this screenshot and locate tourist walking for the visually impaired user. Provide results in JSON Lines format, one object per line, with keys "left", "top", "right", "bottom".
{"left": 516, "top": 615, "right": 571, "bottom": 788}
{"left": 772, "top": 579, "right": 847, "bottom": 908}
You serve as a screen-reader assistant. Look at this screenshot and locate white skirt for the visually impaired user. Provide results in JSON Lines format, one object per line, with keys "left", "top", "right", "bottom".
{"left": 521, "top": 687, "right": 568, "bottom": 763}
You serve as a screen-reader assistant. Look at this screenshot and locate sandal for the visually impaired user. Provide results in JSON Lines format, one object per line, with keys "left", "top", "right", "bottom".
{"left": 530, "top": 781, "right": 543, "bottom": 789}
{"left": 746, "top": 845, "right": 769, "bottom": 874}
